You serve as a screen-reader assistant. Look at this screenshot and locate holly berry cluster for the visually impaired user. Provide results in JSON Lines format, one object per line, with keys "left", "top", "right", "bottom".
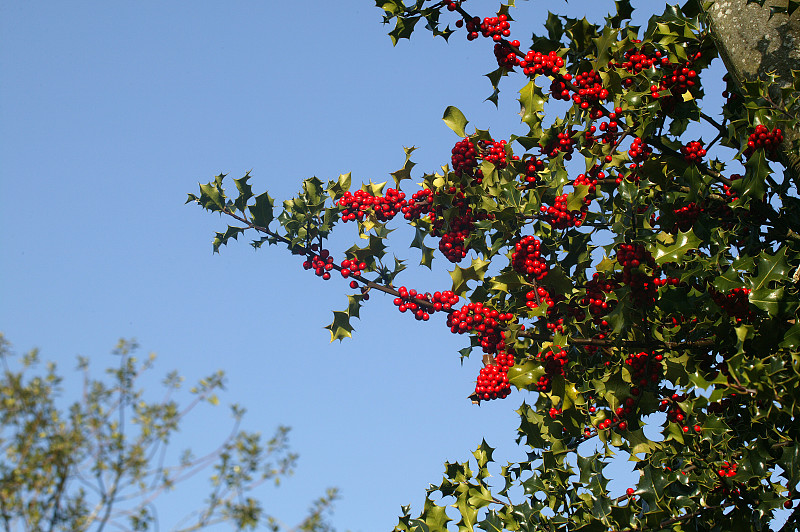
{"left": 743, "top": 124, "right": 783, "bottom": 160}
{"left": 584, "top": 114, "right": 622, "bottom": 148}
{"left": 475, "top": 363, "right": 511, "bottom": 400}
{"left": 680, "top": 140, "right": 707, "bottom": 164}
{"left": 596, "top": 396, "right": 638, "bottom": 432}
{"left": 652, "top": 61, "right": 700, "bottom": 100}
{"left": 430, "top": 190, "right": 495, "bottom": 263}
{"left": 447, "top": 302, "right": 515, "bottom": 349}
{"left": 540, "top": 192, "right": 587, "bottom": 229}
{"left": 616, "top": 243, "right": 680, "bottom": 307}
{"left": 340, "top": 258, "right": 367, "bottom": 279}
{"left": 711, "top": 287, "right": 755, "bottom": 323}
{"left": 338, "top": 187, "right": 408, "bottom": 222}
{"left": 451, "top": 138, "right": 481, "bottom": 181}
{"left": 392, "top": 286, "right": 459, "bottom": 322}
{"left": 516, "top": 49, "right": 564, "bottom": 77}
{"left": 570, "top": 69, "right": 609, "bottom": 109}
{"left": 582, "top": 272, "right": 618, "bottom": 319}
{"left": 302, "top": 246, "right": 334, "bottom": 280}
{"left": 511, "top": 235, "right": 549, "bottom": 280}
{"left": 612, "top": 42, "right": 668, "bottom": 78}
{"left": 628, "top": 137, "right": 652, "bottom": 163}
{"left": 478, "top": 14, "right": 511, "bottom": 42}
{"left": 535, "top": 345, "right": 568, "bottom": 392}
{"left": 658, "top": 392, "right": 693, "bottom": 432}
{"left": 717, "top": 461, "right": 738, "bottom": 478}
{"left": 525, "top": 286, "right": 554, "bottom": 310}
{"left": 663, "top": 202, "right": 704, "bottom": 233}
{"left": 541, "top": 130, "right": 578, "bottom": 159}
{"left": 624, "top": 351, "right": 663, "bottom": 389}
{"left": 521, "top": 156, "right": 544, "bottom": 184}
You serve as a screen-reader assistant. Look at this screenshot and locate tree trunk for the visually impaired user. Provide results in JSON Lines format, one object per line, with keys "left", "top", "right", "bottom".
{"left": 703, "top": 0, "right": 800, "bottom": 175}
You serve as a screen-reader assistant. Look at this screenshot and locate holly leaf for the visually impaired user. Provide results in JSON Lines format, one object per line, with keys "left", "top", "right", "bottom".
{"left": 450, "top": 257, "right": 492, "bottom": 296}
{"left": 196, "top": 176, "right": 227, "bottom": 212}
{"left": 249, "top": 191, "right": 275, "bottom": 228}
{"left": 442, "top": 106, "right": 468, "bottom": 138}
{"left": 325, "top": 311, "right": 354, "bottom": 342}
{"left": 653, "top": 230, "right": 700, "bottom": 265}
{"left": 391, "top": 147, "right": 417, "bottom": 189}
{"left": 749, "top": 247, "right": 790, "bottom": 291}
{"left": 233, "top": 172, "right": 254, "bottom": 213}
{"left": 749, "top": 287, "right": 784, "bottom": 316}
{"left": 327, "top": 172, "right": 352, "bottom": 201}
{"left": 508, "top": 361, "right": 545, "bottom": 390}
{"left": 212, "top": 225, "right": 245, "bottom": 253}
{"left": 567, "top": 185, "right": 591, "bottom": 211}
{"left": 519, "top": 80, "right": 547, "bottom": 132}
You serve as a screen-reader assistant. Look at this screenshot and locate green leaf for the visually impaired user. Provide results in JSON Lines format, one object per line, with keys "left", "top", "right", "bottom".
{"left": 325, "top": 311, "right": 354, "bottom": 342}
{"left": 198, "top": 177, "right": 226, "bottom": 212}
{"left": 249, "top": 192, "right": 275, "bottom": 228}
{"left": 391, "top": 147, "right": 417, "bottom": 189}
{"left": 233, "top": 172, "right": 254, "bottom": 213}
{"left": 508, "top": 361, "right": 545, "bottom": 390}
{"left": 450, "top": 257, "right": 491, "bottom": 296}
{"left": 442, "top": 106, "right": 468, "bottom": 138}
{"left": 518, "top": 81, "right": 547, "bottom": 132}
{"left": 653, "top": 230, "right": 700, "bottom": 265}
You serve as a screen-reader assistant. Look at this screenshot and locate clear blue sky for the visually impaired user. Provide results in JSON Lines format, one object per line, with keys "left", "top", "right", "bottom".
{"left": 0, "top": 1, "right": 744, "bottom": 531}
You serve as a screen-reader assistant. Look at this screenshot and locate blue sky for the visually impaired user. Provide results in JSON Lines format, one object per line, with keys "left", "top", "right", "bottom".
{"left": 0, "top": 1, "right": 747, "bottom": 531}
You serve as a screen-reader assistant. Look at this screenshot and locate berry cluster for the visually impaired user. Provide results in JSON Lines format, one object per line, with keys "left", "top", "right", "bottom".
{"left": 393, "top": 287, "right": 459, "bottom": 321}
{"left": 302, "top": 247, "right": 334, "bottom": 280}
{"left": 743, "top": 125, "right": 783, "bottom": 160}
{"left": 541, "top": 130, "right": 578, "bottom": 159}
{"left": 654, "top": 61, "right": 700, "bottom": 99}
{"left": 493, "top": 41, "right": 520, "bottom": 70}
{"left": 521, "top": 156, "right": 544, "bottom": 184}
{"left": 535, "top": 345, "right": 568, "bottom": 392}
{"left": 525, "top": 286, "right": 554, "bottom": 309}
{"left": 482, "top": 139, "right": 510, "bottom": 168}
{"left": 519, "top": 50, "right": 564, "bottom": 77}
{"left": 680, "top": 141, "right": 706, "bottom": 164}
{"left": 475, "top": 363, "right": 511, "bottom": 400}
{"left": 597, "top": 396, "right": 638, "bottom": 431}
{"left": 571, "top": 70, "right": 609, "bottom": 109}
{"left": 451, "top": 138, "right": 480, "bottom": 180}
{"left": 404, "top": 188, "right": 434, "bottom": 220}
{"left": 624, "top": 351, "right": 663, "bottom": 389}
{"left": 659, "top": 392, "right": 689, "bottom": 431}
{"left": 717, "top": 461, "right": 738, "bottom": 478}
{"left": 613, "top": 44, "right": 668, "bottom": 77}
{"left": 447, "top": 301, "right": 515, "bottom": 354}
{"left": 616, "top": 243, "right": 660, "bottom": 306}
{"left": 711, "top": 287, "right": 755, "bottom": 323}
{"left": 628, "top": 137, "right": 652, "bottom": 163}
{"left": 511, "top": 236, "right": 549, "bottom": 280}
{"left": 582, "top": 273, "right": 618, "bottom": 318}
{"left": 540, "top": 193, "right": 587, "bottom": 229}
{"left": 339, "top": 258, "right": 367, "bottom": 279}
{"left": 663, "top": 202, "right": 704, "bottom": 233}
{"left": 479, "top": 14, "right": 511, "bottom": 41}
{"left": 338, "top": 188, "right": 408, "bottom": 223}
{"left": 435, "top": 210, "right": 473, "bottom": 262}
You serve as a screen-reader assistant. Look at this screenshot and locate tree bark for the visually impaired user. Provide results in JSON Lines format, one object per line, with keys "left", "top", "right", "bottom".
{"left": 703, "top": 0, "right": 800, "bottom": 175}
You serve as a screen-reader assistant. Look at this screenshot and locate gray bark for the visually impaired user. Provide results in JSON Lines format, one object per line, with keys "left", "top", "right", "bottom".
{"left": 704, "top": 0, "right": 800, "bottom": 174}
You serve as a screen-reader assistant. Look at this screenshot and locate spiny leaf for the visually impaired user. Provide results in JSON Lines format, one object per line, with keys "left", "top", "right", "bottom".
{"left": 325, "top": 311, "right": 354, "bottom": 342}
{"left": 391, "top": 147, "right": 417, "bottom": 189}
{"left": 653, "top": 230, "right": 700, "bottom": 264}
{"left": 249, "top": 192, "right": 275, "bottom": 228}
{"left": 450, "top": 257, "right": 492, "bottom": 296}
{"left": 518, "top": 80, "right": 547, "bottom": 132}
